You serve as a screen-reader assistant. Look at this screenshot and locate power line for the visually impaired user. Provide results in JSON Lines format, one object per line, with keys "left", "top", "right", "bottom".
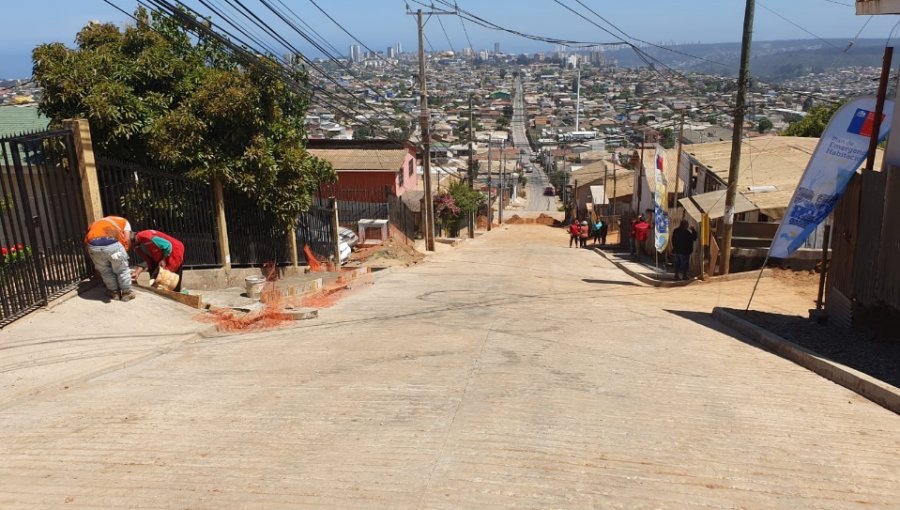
{"left": 757, "top": 2, "right": 841, "bottom": 49}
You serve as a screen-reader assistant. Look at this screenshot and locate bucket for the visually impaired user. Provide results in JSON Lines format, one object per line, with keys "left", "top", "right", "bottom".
{"left": 154, "top": 267, "right": 180, "bottom": 291}
{"left": 245, "top": 275, "right": 266, "bottom": 299}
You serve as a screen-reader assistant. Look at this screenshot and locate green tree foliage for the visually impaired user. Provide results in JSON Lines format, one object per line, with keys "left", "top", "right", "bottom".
{"left": 447, "top": 180, "right": 485, "bottom": 217}
{"left": 496, "top": 116, "right": 510, "bottom": 128}
{"left": 31, "top": 7, "right": 334, "bottom": 225}
{"left": 757, "top": 117, "right": 774, "bottom": 133}
{"left": 783, "top": 102, "right": 843, "bottom": 137}
{"left": 353, "top": 126, "right": 373, "bottom": 140}
{"left": 660, "top": 128, "right": 675, "bottom": 149}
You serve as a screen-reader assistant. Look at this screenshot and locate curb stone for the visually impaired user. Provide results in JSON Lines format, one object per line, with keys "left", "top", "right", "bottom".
{"left": 712, "top": 307, "right": 900, "bottom": 416}
{"left": 592, "top": 248, "right": 693, "bottom": 288}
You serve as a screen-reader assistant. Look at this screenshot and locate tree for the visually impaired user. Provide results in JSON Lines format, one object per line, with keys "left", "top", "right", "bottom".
{"left": 784, "top": 102, "right": 843, "bottom": 137}
{"left": 353, "top": 126, "right": 374, "bottom": 140}
{"left": 757, "top": 117, "right": 774, "bottom": 134}
{"left": 391, "top": 117, "right": 412, "bottom": 142}
{"left": 32, "top": 7, "right": 334, "bottom": 225}
{"left": 802, "top": 96, "right": 814, "bottom": 112}
{"left": 660, "top": 128, "right": 675, "bottom": 149}
{"left": 496, "top": 116, "right": 510, "bottom": 129}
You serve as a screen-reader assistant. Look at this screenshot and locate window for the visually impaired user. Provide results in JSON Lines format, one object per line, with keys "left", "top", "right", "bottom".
{"left": 398, "top": 168, "right": 404, "bottom": 187}
{"left": 408, "top": 159, "right": 414, "bottom": 176}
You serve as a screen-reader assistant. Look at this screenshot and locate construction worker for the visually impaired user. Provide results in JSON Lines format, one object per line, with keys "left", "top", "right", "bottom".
{"left": 84, "top": 215, "right": 134, "bottom": 301}
{"left": 131, "top": 229, "right": 185, "bottom": 292}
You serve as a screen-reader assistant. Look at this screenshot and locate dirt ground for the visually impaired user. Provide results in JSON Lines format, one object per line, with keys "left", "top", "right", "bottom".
{"left": 347, "top": 237, "right": 425, "bottom": 269}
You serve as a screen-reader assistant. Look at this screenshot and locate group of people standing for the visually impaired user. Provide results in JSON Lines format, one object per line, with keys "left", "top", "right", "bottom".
{"left": 568, "top": 218, "right": 609, "bottom": 248}
{"left": 83, "top": 215, "right": 186, "bottom": 301}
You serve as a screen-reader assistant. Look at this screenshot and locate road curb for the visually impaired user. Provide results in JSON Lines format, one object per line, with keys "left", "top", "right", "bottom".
{"left": 712, "top": 307, "right": 900, "bottom": 415}
{"left": 592, "top": 248, "right": 693, "bottom": 288}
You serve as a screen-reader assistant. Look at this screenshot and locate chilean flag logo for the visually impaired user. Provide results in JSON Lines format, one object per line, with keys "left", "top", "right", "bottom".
{"left": 656, "top": 153, "right": 664, "bottom": 171}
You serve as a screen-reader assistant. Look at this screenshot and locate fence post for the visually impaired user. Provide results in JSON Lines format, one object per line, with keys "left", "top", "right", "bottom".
{"left": 213, "top": 178, "right": 231, "bottom": 269}
{"left": 63, "top": 119, "right": 102, "bottom": 225}
{"left": 329, "top": 196, "right": 341, "bottom": 266}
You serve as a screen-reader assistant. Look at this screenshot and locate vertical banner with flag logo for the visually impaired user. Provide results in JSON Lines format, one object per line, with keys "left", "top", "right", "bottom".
{"left": 654, "top": 148, "right": 669, "bottom": 253}
{"left": 770, "top": 97, "right": 894, "bottom": 258}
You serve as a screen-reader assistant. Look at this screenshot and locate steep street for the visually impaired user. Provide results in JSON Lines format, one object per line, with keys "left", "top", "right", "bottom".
{"left": 512, "top": 76, "right": 558, "bottom": 212}
{"left": 1, "top": 226, "right": 897, "bottom": 508}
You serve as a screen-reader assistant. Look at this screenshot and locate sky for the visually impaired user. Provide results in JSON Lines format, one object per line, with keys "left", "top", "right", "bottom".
{"left": 2, "top": 0, "right": 899, "bottom": 78}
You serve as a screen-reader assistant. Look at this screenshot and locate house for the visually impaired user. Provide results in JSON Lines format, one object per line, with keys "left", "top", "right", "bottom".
{"left": 307, "top": 139, "right": 418, "bottom": 202}
{"left": 0, "top": 105, "right": 49, "bottom": 138}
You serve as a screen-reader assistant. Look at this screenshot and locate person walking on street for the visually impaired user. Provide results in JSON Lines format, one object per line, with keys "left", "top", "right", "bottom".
{"left": 592, "top": 218, "right": 603, "bottom": 245}
{"left": 568, "top": 219, "right": 581, "bottom": 248}
{"left": 600, "top": 220, "right": 609, "bottom": 246}
{"left": 131, "top": 229, "right": 186, "bottom": 292}
{"left": 84, "top": 215, "right": 134, "bottom": 301}
{"left": 671, "top": 219, "right": 698, "bottom": 280}
{"left": 579, "top": 220, "right": 590, "bottom": 248}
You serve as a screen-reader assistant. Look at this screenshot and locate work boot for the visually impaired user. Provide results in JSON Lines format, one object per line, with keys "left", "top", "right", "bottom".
{"left": 119, "top": 290, "right": 136, "bottom": 302}
{"left": 106, "top": 289, "right": 119, "bottom": 301}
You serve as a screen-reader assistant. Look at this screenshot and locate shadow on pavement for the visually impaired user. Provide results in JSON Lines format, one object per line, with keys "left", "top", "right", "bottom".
{"left": 581, "top": 279, "right": 640, "bottom": 286}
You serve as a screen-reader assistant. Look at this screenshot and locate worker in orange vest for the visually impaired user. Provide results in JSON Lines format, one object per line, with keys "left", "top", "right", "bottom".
{"left": 84, "top": 215, "right": 135, "bottom": 301}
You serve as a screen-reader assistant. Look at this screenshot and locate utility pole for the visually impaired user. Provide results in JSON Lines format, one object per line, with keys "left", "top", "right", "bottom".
{"left": 468, "top": 92, "right": 475, "bottom": 238}
{"left": 499, "top": 140, "right": 505, "bottom": 224}
{"left": 574, "top": 67, "right": 581, "bottom": 131}
{"left": 674, "top": 107, "right": 686, "bottom": 213}
{"left": 612, "top": 157, "right": 617, "bottom": 216}
{"left": 487, "top": 140, "right": 493, "bottom": 231}
{"left": 408, "top": 6, "right": 455, "bottom": 251}
{"left": 603, "top": 160, "right": 609, "bottom": 216}
{"left": 636, "top": 132, "right": 646, "bottom": 215}
{"left": 720, "top": 0, "right": 755, "bottom": 275}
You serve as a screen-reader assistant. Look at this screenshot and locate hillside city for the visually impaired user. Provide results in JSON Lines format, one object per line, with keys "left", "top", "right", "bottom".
{"left": 2, "top": 1, "right": 900, "bottom": 507}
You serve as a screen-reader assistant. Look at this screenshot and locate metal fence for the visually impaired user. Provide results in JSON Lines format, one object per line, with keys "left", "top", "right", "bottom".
{"left": 96, "top": 157, "right": 221, "bottom": 268}
{"left": 0, "top": 129, "right": 91, "bottom": 327}
{"left": 224, "top": 188, "right": 290, "bottom": 266}
{"left": 388, "top": 194, "right": 418, "bottom": 242}
{"left": 298, "top": 198, "right": 337, "bottom": 262}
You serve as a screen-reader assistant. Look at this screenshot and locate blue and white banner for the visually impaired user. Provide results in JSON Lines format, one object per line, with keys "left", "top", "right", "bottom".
{"left": 770, "top": 97, "right": 894, "bottom": 258}
{"left": 654, "top": 148, "right": 669, "bottom": 252}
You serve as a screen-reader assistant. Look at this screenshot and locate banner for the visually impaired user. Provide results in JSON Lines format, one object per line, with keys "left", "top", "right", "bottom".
{"left": 770, "top": 97, "right": 894, "bottom": 258}
{"left": 654, "top": 148, "right": 669, "bottom": 252}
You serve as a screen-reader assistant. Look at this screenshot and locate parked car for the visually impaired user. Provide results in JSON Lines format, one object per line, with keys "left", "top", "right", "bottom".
{"left": 543, "top": 185, "right": 555, "bottom": 196}
{"left": 296, "top": 217, "right": 357, "bottom": 265}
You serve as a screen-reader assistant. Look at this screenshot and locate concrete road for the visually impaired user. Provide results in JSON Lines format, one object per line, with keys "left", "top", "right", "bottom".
{"left": 512, "top": 76, "right": 558, "bottom": 212}
{"left": 0, "top": 227, "right": 898, "bottom": 508}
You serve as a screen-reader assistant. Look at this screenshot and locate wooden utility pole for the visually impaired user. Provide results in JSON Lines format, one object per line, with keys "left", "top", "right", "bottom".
{"left": 636, "top": 132, "right": 646, "bottom": 214}
{"left": 499, "top": 140, "right": 505, "bottom": 224}
{"left": 408, "top": 7, "right": 453, "bottom": 250}
{"left": 865, "top": 46, "right": 893, "bottom": 172}
{"left": 612, "top": 157, "right": 617, "bottom": 216}
{"left": 487, "top": 141, "right": 493, "bottom": 231}
{"left": 674, "top": 108, "right": 686, "bottom": 210}
{"left": 468, "top": 93, "right": 475, "bottom": 238}
{"left": 720, "top": 0, "right": 755, "bottom": 275}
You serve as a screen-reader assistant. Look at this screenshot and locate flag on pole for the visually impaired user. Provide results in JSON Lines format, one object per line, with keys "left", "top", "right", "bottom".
{"left": 653, "top": 148, "right": 669, "bottom": 253}
{"left": 770, "top": 97, "right": 894, "bottom": 258}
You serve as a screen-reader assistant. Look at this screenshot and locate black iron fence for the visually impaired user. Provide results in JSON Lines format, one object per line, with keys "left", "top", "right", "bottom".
{"left": 297, "top": 198, "right": 337, "bottom": 262}
{"left": 224, "top": 188, "right": 290, "bottom": 266}
{"left": 388, "top": 194, "right": 418, "bottom": 242}
{"left": 96, "top": 157, "right": 220, "bottom": 268}
{"left": 0, "top": 129, "right": 91, "bottom": 327}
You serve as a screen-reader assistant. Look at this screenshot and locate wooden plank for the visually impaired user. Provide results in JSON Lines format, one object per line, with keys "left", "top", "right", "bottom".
{"left": 140, "top": 285, "right": 204, "bottom": 309}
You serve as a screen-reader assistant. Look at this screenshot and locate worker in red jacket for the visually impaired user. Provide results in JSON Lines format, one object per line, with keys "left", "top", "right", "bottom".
{"left": 131, "top": 229, "right": 185, "bottom": 291}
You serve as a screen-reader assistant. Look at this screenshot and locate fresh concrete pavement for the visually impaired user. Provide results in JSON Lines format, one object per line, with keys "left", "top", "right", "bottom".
{"left": 0, "top": 226, "right": 898, "bottom": 508}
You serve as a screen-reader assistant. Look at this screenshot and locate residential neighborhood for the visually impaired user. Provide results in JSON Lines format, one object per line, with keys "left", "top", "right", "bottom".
{"left": 0, "top": 1, "right": 899, "bottom": 508}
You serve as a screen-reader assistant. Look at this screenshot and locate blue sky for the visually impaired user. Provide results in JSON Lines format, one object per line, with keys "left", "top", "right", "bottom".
{"left": 2, "top": 0, "right": 898, "bottom": 78}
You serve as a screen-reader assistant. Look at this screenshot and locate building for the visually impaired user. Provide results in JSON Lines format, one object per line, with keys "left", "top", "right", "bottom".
{"left": 349, "top": 44, "right": 362, "bottom": 63}
{"left": 0, "top": 105, "right": 50, "bottom": 137}
{"left": 387, "top": 46, "right": 397, "bottom": 59}
{"left": 306, "top": 139, "right": 418, "bottom": 202}
{"left": 493, "top": 42, "right": 500, "bottom": 54}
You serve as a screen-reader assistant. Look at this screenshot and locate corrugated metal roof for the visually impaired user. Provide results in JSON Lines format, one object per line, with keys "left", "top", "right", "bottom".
{"left": 0, "top": 105, "right": 50, "bottom": 138}
{"left": 307, "top": 148, "right": 407, "bottom": 171}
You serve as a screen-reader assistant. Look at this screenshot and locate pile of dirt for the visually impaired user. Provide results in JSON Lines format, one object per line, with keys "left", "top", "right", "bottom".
{"left": 348, "top": 237, "right": 425, "bottom": 268}
{"left": 506, "top": 215, "right": 524, "bottom": 224}
{"left": 536, "top": 213, "right": 560, "bottom": 226}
